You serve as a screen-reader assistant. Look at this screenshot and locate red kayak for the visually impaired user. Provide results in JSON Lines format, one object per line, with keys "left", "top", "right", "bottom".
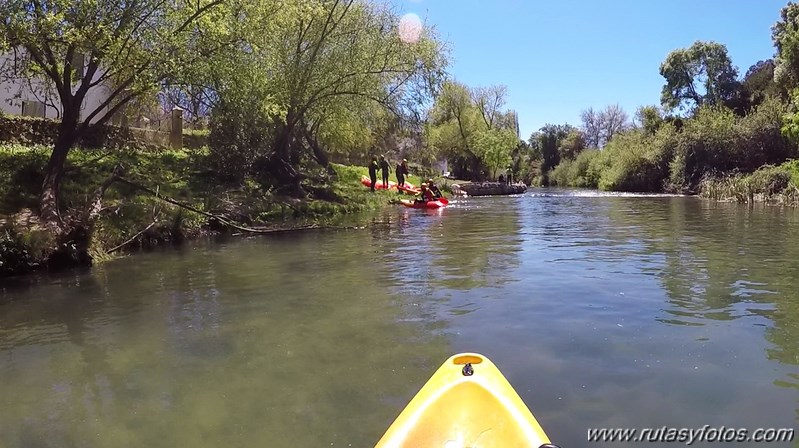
{"left": 361, "top": 175, "right": 396, "bottom": 190}
{"left": 400, "top": 199, "right": 448, "bottom": 209}
{"left": 397, "top": 184, "right": 420, "bottom": 195}
{"left": 361, "top": 175, "right": 420, "bottom": 194}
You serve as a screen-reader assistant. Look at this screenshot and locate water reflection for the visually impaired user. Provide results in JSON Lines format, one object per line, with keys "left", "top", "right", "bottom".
{"left": 0, "top": 235, "right": 452, "bottom": 447}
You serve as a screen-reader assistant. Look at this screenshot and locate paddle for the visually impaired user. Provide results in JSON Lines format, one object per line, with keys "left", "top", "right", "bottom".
{"left": 438, "top": 197, "right": 449, "bottom": 205}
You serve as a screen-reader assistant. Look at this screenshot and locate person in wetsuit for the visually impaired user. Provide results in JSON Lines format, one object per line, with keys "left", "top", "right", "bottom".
{"left": 427, "top": 179, "right": 443, "bottom": 199}
{"left": 396, "top": 160, "right": 406, "bottom": 188}
{"left": 380, "top": 155, "right": 391, "bottom": 188}
{"left": 397, "top": 159, "right": 409, "bottom": 187}
{"left": 415, "top": 183, "right": 436, "bottom": 204}
{"left": 368, "top": 157, "right": 379, "bottom": 191}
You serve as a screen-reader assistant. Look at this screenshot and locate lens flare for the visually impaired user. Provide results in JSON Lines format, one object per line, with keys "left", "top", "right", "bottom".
{"left": 399, "top": 13, "right": 422, "bottom": 43}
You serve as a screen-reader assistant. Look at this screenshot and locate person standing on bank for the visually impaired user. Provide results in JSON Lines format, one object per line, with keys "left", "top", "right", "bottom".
{"left": 380, "top": 155, "right": 391, "bottom": 189}
{"left": 396, "top": 160, "right": 405, "bottom": 188}
{"left": 368, "top": 157, "right": 379, "bottom": 191}
{"left": 399, "top": 159, "right": 410, "bottom": 187}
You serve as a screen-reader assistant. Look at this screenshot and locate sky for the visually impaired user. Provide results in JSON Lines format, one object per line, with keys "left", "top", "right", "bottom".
{"left": 398, "top": 0, "right": 790, "bottom": 140}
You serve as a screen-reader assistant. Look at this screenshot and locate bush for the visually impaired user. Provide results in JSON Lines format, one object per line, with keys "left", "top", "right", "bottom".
{"left": 208, "top": 100, "right": 274, "bottom": 184}
{"left": 699, "top": 164, "right": 797, "bottom": 204}
{"left": 548, "top": 158, "right": 573, "bottom": 187}
{"left": 594, "top": 126, "right": 675, "bottom": 192}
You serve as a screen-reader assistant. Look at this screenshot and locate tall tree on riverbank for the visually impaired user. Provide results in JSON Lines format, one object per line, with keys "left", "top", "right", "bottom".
{"left": 426, "top": 80, "right": 519, "bottom": 180}
{"left": 0, "top": 0, "right": 235, "bottom": 228}
{"left": 659, "top": 41, "right": 741, "bottom": 113}
{"left": 533, "top": 123, "right": 574, "bottom": 179}
{"left": 236, "top": 0, "right": 446, "bottom": 194}
{"left": 773, "top": 2, "right": 799, "bottom": 90}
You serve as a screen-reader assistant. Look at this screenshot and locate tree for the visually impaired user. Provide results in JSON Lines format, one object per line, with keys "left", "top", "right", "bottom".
{"left": 426, "top": 80, "right": 480, "bottom": 177}
{"left": 633, "top": 105, "right": 665, "bottom": 136}
{"left": 773, "top": 2, "right": 799, "bottom": 89}
{"left": 472, "top": 128, "right": 517, "bottom": 180}
{"left": 426, "top": 80, "right": 518, "bottom": 180}
{"left": 249, "top": 0, "right": 446, "bottom": 193}
{"left": 600, "top": 103, "right": 629, "bottom": 143}
{"left": 0, "top": 0, "right": 234, "bottom": 227}
{"left": 535, "top": 123, "right": 573, "bottom": 176}
{"left": 581, "top": 104, "right": 629, "bottom": 147}
{"left": 745, "top": 60, "right": 785, "bottom": 103}
{"left": 580, "top": 107, "right": 602, "bottom": 148}
{"left": 473, "top": 85, "right": 508, "bottom": 129}
{"left": 558, "top": 129, "right": 586, "bottom": 160}
{"left": 659, "top": 41, "right": 740, "bottom": 112}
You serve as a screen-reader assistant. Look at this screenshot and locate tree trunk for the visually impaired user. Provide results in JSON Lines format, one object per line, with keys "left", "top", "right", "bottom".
{"left": 269, "top": 118, "right": 307, "bottom": 196}
{"left": 40, "top": 118, "right": 79, "bottom": 228}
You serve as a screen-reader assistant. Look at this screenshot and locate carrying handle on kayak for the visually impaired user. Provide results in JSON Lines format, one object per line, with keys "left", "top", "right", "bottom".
{"left": 453, "top": 355, "right": 481, "bottom": 376}
{"left": 539, "top": 445, "right": 561, "bottom": 448}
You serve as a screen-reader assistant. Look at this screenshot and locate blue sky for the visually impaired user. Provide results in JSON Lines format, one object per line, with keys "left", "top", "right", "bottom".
{"left": 400, "top": 0, "right": 789, "bottom": 140}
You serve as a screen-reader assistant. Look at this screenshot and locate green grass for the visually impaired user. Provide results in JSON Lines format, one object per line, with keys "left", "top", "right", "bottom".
{"left": 699, "top": 161, "right": 799, "bottom": 205}
{"left": 0, "top": 145, "right": 428, "bottom": 276}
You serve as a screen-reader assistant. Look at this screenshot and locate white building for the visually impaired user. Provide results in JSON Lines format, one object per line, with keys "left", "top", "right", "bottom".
{"left": 0, "top": 51, "right": 116, "bottom": 124}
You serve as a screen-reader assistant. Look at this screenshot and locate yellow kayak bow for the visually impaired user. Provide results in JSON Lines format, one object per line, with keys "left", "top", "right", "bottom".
{"left": 375, "top": 353, "right": 559, "bottom": 448}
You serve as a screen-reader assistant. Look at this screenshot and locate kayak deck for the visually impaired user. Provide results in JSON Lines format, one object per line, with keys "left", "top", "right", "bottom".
{"left": 375, "top": 353, "right": 552, "bottom": 447}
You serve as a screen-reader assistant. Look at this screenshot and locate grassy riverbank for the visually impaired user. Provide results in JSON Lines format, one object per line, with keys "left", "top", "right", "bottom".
{"left": 698, "top": 160, "right": 799, "bottom": 205}
{"left": 0, "top": 144, "right": 426, "bottom": 277}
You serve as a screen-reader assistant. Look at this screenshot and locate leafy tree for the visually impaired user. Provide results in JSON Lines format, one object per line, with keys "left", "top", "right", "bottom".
{"left": 741, "top": 60, "right": 784, "bottom": 107}
{"left": 558, "top": 128, "right": 586, "bottom": 160}
{"left": 773, "top": 2, "right": 799, "bottom": 89}
{"left": 633, "top": 105, "right": 665, "bottom": 136}
{"left": 473, "top": 85, "right": 508, "bottom": 129}
{"left": 0, "top": 0, "right": 234, "bottom": 227}
{"left": 255, "top": 0, "right": 446, "bottom": 193}
{"left": 472, "top": 128, "right": 517, "bottom": 180}
{"left": 659, "top": 40, "right": 740, "bottom": 113}
{"left": 535, "top": 123, "right": 574, "bottom": 178}
{"left": 426, "top": 80, "right": 518, "bottom": 180}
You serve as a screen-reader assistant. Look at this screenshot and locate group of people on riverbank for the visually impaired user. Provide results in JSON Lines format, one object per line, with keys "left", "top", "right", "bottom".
{"left": 368, "top": 155, "right": 409, "bottom": 190}
{"left": 367, "top": 155, "right": 443, "bottom": 203}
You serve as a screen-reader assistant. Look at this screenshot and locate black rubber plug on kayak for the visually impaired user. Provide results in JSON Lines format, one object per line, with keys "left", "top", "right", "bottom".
{"left": 539, "top": 445, "right": 561, "bottom": 448}
{"left": 462, "top": 363, "right": 474, "bottom": 376}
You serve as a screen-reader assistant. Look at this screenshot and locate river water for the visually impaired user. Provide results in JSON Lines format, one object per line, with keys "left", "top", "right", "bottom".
{"left": 1, "top": 190, "right": 798, "bottom": 447}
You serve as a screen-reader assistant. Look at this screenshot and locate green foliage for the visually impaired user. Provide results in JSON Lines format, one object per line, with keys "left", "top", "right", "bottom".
{"left": 208, "top": 98, "right": 275, "bottom": 184}
{"left": 659, "top": 41, "right": 741, "bottom": 112}
{"left": 426, "top": 80, "right": 519, "bottom": 180}
{"left": 742, "top": 60, "right": 785, "bottom": 107}
{"left": 558, "top": 129, "right": 586, "bottom": 160}
{"left": 671, "top": 100, "right": 794, "bottom": 191}
{"left": 773, "top": 2, "right": 799, "bottom": 89}
{"left": 472, "top": 128, "right": 517, "bottom": 180}
{"left": 634, "top": 105, "right": 666, "bottom": 136}
{"left": 530, "top": 123, "right": 575, "bottom": 183}
{"left": 594, "top": 126, "right": 676, "bottom": 192}
{"left": 699, "top": 163, "right": 799, "bottom": 204}
{"left": 204, "top": 0, "right": 448, "bottom": 190}
{"left": 549, "top": 149, "right": 601, "bottom": 188}
{"left": 581, "top": 98, "right": 795, "bottom": 194}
